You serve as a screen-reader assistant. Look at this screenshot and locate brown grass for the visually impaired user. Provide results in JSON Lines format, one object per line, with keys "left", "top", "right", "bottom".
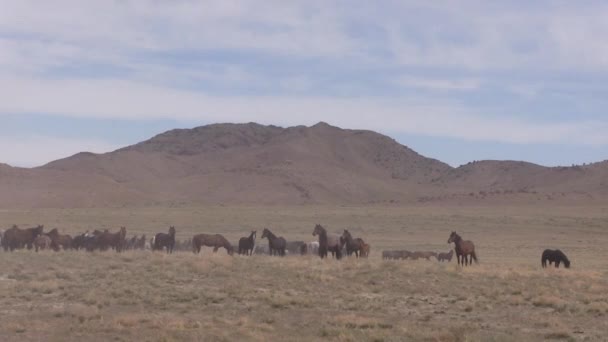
{"left": 1, "top": 205, "right": 608, "bottom": 341}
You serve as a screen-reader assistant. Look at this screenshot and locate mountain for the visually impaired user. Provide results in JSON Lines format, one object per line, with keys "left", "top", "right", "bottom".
{"left": 0, "top": 122, "right": 607, "bottom": 207}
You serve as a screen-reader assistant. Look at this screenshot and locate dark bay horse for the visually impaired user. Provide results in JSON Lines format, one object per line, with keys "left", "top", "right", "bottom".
{"left": 2, "top": 225, "right": 44, "bottom": 251}
{"left": 46, "top": 228, "right": 73, "bottom": 251}
{"left": 541, "top": 249, "right": 570, "bottom": 268}
{"left": 341, "top": 229, "right": 364, "bottom": 258}
{"left": 238, "top": 231, "right": 256, "bottom": 255}
{"left": 154, "top": 226, "right": 176, "bottom": 253}
{"left": 192, "top": 234, "right": 234, "bottom": 255}
{"left": 97, "top": 227, "right": 127, "bottom": 252}
{"left": 447, "top": 231, "right": 477, "bottom": 266}
{"left": 312, "top": 224, "right": 342, "bottom": 259}
{"left": 261, "top": 228, "right": 286, "bottom": 256}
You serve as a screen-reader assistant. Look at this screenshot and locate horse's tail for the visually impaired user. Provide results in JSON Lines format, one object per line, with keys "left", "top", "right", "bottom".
{"left": 471, "top": 251, "right": 478, "bottom": 263}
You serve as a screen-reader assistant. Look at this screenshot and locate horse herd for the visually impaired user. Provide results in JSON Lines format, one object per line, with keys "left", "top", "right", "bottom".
{"left": 0, "top": 225, "right": 570, "bottom": 268}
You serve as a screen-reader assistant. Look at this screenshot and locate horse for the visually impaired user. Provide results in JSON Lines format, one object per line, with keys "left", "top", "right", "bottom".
{"left": 238, "top": 231, "right": 256, "bottom": 255}
{"left": 437, "top": 250, "right": 454, "bottom": 262}
{"left": 97, "top": 227, "right": 127, "bottom": 252}
{"left": 192, "top": 234, "right": 234, "bottom": 255}
{"left": 153, "top": 226, "right": 176, "bottom": 254}
{"left": 382, "top": 250, "right": 404, "bottom": 260}
{"left": 46, "top": 228, "right": 73, "bottom": 251}
{"left": 261, "top": 228, "right": 286, "bottom": 256}
{"left": 306, "top": 241, "right": 319, "bottom": 255}
{"left": 541, "top": 249, "right": 570, "bottom": 268}
{"left": 341, "top": 229, "right": 364, "bottom": 258}
{"left": 34, "top": 235, "right": 52, "bottom": 252}
{"left": 312, "top": 224, "right": 342, "bottom": 259}
{"left": 2, "top": 225, "right": 44, "bottom": 251}
{"left": 360, "top": 242, "right": 370, "bottom": 258}
{"left": 135, "top": 234, "right": 147, "bottom": 250}
{"left": 447, "top": 231, "right": 477, "bottom": 266}
{"left": 411, "top": 251, "right": 437, "bottom": 260}
{"left": 286, "top": 241, "right": 306, "bottom": 255}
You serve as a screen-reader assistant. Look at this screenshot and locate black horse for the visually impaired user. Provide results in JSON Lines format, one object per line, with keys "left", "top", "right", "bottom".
{"left": 541, "top": 249, "right": 570, "bottom": 268}
{"left": 261, "top": 228, "right": 286, "bottom": 256}
{"left": 238, "top": 230, "right": 256, "bottom": 255}
{"left": 153, "top": 226, "right": 176, "bottom": 254}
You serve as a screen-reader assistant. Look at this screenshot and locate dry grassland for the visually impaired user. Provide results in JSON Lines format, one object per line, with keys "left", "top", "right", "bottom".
{"left": 1, "top": 205, "right": 608, "bottom": 341}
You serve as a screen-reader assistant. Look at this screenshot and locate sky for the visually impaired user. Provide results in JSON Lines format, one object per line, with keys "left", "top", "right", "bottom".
{"left": 1, "top": 1, "right": 608, "bottom": 167}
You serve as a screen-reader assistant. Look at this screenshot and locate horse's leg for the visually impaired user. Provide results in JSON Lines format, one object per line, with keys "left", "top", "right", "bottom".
{"left": 555, "top": 261, "right": 560, "bottom": 268}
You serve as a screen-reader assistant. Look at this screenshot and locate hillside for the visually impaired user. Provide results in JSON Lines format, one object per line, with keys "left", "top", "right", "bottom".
{"left": 0, "top": 122, "right": 607, "bottom": 207}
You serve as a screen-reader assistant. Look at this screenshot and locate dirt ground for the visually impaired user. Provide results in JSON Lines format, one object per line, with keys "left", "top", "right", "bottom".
{"left": 1, "top": 205, "right": 607, "bottom": 341}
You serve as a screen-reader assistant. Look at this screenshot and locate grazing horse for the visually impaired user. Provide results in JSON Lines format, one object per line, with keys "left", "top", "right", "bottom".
{"left": 154, "top": 226, "right": 176, "bottom": 253}
{"left": 2, "top": 225, "right": 44, "bottom": 251}
{"left": 447, "top": 231, "right": 477, "bottom": 266}
{"left": 34, "top": 235, "right": 52, "bottom": 252}
{"left": 286, "top": 241, "right": 306, "bottom": 255}
{"left": 261, "top": 228, "right": 286, "bottom": 256}
{"left": 437, "top": 250, "right": 454, "bottom": 262}
{"left": 541, "top": 249, "right": 570, "bottom": 268}
{"left": 46, "top": 228, "right": 73, "bottom": 251}
{"left": 97, "top": 227, "right": 127, "bottom": 252}
{"left": 192, "top": 234, "right": 234, "bottom": 255}
{"left": 341, "top": 229, "right": 364, "bottom": 258}
{"left": 411, "top": 251, "right": 437, "bottom": 260}
{"left": 238, "top": 231, "right": 256, "bottom": 256}
{"left": 382, "top": 250, "right": 411, "bottom": 260}
{"left": 312, "top": 224, "right": 342, "bottom": 259}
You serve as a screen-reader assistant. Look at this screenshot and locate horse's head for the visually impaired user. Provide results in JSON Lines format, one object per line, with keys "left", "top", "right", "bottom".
{"left": 342, "top": 229, "right": 352, "bottom": 240}
{"left": 261, "top": 228, "right": 269, "bottom": 239}
{"left": 447, "top": 231, "right": 458, "bottom": 244}
{"left": 169, "top": 226, "right": 176, "bottom": 236}
{"left": 227, "top": 245, "right": 234, "bottom": 256}
{"left": 119, "top": 226, "right": 127, "bottom": 239}
{"left": 564, "top": 258, "right": 571, "bottom": 268}
{"left": 312, "top": 224, "right": 323, "bottom": 236}
{"left": 252, "top": 230, "right": 257, "bottom": 240}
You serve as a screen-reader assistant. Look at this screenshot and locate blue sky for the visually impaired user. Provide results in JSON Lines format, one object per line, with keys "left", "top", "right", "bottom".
{"left": 1, "top": 1, "right": 608, "bottom": 167}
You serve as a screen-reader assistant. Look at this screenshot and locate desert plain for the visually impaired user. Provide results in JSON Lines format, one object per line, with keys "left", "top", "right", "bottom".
{"left": 1, "top": 204, "right": 607, "bottom": 341}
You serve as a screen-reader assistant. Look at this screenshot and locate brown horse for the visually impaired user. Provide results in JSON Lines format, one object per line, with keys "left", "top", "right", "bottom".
{"left": 154, "top": 226, "right": 176, "bottom": 253}
{"left": 360, "top": 242, "right": 370, "bottom": 258}
{"left": 46, "top": 228, "right": 73, "bottom": 251}
{"left": 2, "top": 225, "right": 44, "bottom": 251}
{"left": 97, "top": 227, "right": 127, "bottom": 252}
{"left": 341, "top": 229, "right": 364, "bottom": 258}
{"left": 238, "top": 231, "right": 256, "bottom": 256}
{"left": 312, "top": 224, "right": 342, "bottom": 259}
{"left": 437, "top": 250, "right": 454, "bottom": 262}
{"left": 261, "top": 228, "right": 286, "bottom": 256}
{"left": 34, "top": 235, "right": 52, "bottom": 252}
{"left": 447, "top": 231, "right": 477, "bottom": 266}
{"left": 192, "top": 234, "right": 234, "bottom": 255}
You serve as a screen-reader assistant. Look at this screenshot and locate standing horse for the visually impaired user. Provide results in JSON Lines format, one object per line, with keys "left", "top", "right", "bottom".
{"left": 447, "top": 231, "right": 477, "bottom": 266}
{"left": 34, "top": 235, "right": 52, "bottom": 252}
{"left": 2, "top": 225, "right": 44, "bottom": 251}
{"left": 238, "top": 231, "right": 256, "bottom": 255}
{"left": 97, "top": 227, "right": 127, "bottom": 252}
{"left": 192, "top": 234, "right": 234, "bottom": 255}
{"left": 341, "top": 229, "right": 364, "bottom": 258}
{"left": 46, "top": 228, "right": 73, "bottom": 251}
{"left": 312, "top": 224, "right": 342, "bottom": 259}
{"left": 154, "top": 226, "right": 176, "bottom": 253}
{"left": 261, "top": 228, "right": 286, "bottom": 256}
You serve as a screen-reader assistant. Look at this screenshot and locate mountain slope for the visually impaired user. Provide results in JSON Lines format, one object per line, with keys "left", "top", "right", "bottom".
{"left": 0, "top": 122, "right": 607, "bottom": 208}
